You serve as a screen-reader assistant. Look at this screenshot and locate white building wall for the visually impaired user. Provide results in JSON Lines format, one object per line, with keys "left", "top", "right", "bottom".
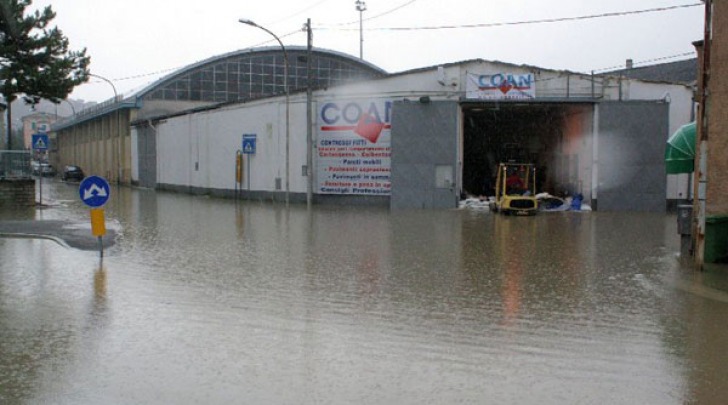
{"left": 141, "top": 59, "right": 694, "bottom": 203}
{"left": 152, "top": 96, "right": 316, "bottom": 194}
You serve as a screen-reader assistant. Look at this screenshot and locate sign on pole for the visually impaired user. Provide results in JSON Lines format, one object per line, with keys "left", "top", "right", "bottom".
{"left": 242, "top": 134, "right": 257, "bottom": 155}
{"left": 79, "top": 176, "right": 111, "bottom": 207}
{"left": 79, "top": 176, "right": 110, "bottom": 258}
{"left": 32, "top": 133, "right": 49, "bottom": 151}
{"left": 90, "top": 208, "right": 106, "bottom": 237}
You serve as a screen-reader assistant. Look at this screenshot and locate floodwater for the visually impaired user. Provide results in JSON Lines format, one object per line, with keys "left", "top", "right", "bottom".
{"left": 2, "top": 180, "right": 728, "bottom": 404}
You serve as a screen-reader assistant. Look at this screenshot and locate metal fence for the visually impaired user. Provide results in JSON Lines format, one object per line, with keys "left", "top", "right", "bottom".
{"left": 0, "top": 150, "right": 32, "bottom": 179}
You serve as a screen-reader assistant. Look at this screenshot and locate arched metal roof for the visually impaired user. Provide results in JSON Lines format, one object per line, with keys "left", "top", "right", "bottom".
{"left": 53, "top": 47, "right": 387, "bottom": 131}
{"left": 131, "top": 46, "right": 387, "bottom": 102}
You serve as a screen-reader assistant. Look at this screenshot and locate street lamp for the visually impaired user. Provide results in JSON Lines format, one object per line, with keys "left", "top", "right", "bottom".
{"left": 89, "top": 73, "right": 122, "bottom": 184}
{"left": 61, "top": 99, "right": 77, "bottom": 164}
{"left": 62, "top": 98, "right": 76, "bottom": 116}
{"left": 355, "top": 0, "right": 366, "bottom": 59}
{"left": 239, "top": 18, "right": 290, "bottom": 206}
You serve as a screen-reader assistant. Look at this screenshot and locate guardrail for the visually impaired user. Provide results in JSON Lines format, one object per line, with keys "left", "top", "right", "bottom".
{"left": 53, "top": 95, "right": 124, "bottom": 129}
{"left": 0, "top": 150, "right": 32, "bottom": 179}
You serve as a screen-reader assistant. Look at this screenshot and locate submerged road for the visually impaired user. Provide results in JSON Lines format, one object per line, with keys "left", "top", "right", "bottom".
{"left": 0, "top": 219, "right": 116, "bottom": 250}
{"left": 1, "top": 178, "right": 728, "bottom": 404}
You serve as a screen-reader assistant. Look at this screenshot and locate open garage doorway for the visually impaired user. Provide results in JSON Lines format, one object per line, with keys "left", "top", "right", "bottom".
{"left": 461, "top": 102, "right": 594, "bottom": 202}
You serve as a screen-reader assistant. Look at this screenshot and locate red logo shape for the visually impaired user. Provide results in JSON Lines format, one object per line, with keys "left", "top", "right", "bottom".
{"left": 354, "top": 113, "right": 385, "bottom": 143}
{"left": 498, "top": 81, "right": 514, "bottom": 94}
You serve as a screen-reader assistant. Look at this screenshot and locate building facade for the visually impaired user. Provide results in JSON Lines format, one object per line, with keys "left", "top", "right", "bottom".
{"left": 52, "top": 47, "right": 386, "bottom": 184}
{"left": 22, "top": 112, "right": 55, "bottom": 150}
{"left": 52, "top": 47, "right": 694, "bottom": 211}
{"left": 127, "top": 58, "right": 693, "bottom": 211}
{"left": 693, "top": 0, "right": 728, "bottom": 266}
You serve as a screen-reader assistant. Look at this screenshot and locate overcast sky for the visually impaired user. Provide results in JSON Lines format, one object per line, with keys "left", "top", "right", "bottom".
{"left": 30, "top": 0, "right": 704, "bottom": 103}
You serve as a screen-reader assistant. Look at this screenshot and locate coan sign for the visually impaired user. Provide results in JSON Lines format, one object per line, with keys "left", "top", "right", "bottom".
{"left": 317, "top": 100, "right": 393, "bottom": 196}
{"left": 466, "top": 72, "right": 536, "bottom": 100}
{"left": 320, "top": 101, "right": 392, "bottom": 143}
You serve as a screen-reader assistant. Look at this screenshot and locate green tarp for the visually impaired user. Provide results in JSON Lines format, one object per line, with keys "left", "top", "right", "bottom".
{"left": 665, "top": 121, "right": 696, "bottom": 174}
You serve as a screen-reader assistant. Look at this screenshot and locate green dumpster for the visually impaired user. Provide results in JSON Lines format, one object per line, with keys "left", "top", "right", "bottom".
{"left": 705, "top": 215, "right": 728, "bottom": 263}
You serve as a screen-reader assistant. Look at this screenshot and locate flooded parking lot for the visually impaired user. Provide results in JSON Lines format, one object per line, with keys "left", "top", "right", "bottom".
{"left": 2, "top": 180, "right": 728, "bottom": 404}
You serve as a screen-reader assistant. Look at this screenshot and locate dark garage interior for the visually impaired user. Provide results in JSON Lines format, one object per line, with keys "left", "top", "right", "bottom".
{"left": 461, "top": 102, "right": 593, "bottom": 199}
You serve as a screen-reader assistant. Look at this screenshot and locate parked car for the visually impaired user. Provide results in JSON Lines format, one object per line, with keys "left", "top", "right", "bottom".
{"left": 31, "top": 161, "right": 56, "bottom": 177}
{"left": 62, "top": 165, "right": 85, "bottom": 181}
{"left": 40, "top": 163, "right": 56, "bottom": 177}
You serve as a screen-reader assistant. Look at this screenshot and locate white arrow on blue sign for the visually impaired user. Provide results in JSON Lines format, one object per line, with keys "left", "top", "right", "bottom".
{"left": 79, "top": 176, "right": 111, "bottom": 207}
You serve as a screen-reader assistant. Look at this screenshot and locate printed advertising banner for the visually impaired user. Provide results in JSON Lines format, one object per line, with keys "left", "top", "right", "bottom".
{"left": 466, "top": 72, "right": 536, "bottom": 100}
{"left": 317, "top": 99, "right": 392, "bottom": 195}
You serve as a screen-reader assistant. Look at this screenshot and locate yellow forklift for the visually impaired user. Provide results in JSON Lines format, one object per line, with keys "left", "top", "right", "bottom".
{"left": 490, "top": 163, "right": 538, "bottom": 215}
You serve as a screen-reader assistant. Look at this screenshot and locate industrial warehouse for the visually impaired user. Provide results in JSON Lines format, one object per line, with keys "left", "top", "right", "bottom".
{"left": 52, "top": 47, "right": 694, "bottom": 211}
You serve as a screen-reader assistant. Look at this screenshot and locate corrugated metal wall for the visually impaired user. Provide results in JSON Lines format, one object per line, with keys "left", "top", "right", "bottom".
{"left": 390, "top": 101, "right": 459, "bottom": 209}
{"left": 597, "top": 101, "right": 669, "bottom": 212}
{"left": 136, "top": 125, "right": 157, "bottom": 189}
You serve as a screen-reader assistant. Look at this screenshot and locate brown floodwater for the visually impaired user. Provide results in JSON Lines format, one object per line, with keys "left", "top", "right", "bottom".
{"left": 1, "top": 180, "right": 727, "bottom": 404}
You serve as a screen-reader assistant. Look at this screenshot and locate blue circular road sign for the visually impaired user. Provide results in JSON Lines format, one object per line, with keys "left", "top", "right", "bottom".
{"left": 79, "top": 176, "right": 111, "bottom": 207}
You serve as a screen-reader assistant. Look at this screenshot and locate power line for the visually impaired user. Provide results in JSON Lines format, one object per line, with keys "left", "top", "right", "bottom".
{"left": 592, "top": 52, "right": 696, "bottom": 73}
{"left": 104, "top": 29, "right": 302, "bottom": 84}
{"left": 318, "top": 0, "right": 422, "bottom": 27}
{"left": 359, "top": 0, "right": 420, "bottom": 24}
{"left": 111, "top": 67, "right": 180, "bottom": 82}
{"left": 318, "top": 3, "right": 703, "bottom": 31}
{"left": 265, "top": 0, "right": 332, "bottom": 27}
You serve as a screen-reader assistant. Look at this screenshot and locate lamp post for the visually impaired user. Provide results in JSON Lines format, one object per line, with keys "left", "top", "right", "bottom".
{"left": 62, "top": 99, "right": 77, "bottom": 164}
{"left": 89, "top": 73, "right": 121, "bottom": 184}
{"left": 62, "top": 99, "right": 76, "bottom": 116}
{"left": 305, "top": 19, "right": 313, "bottom": 209}
{"left": 239, "top": 18, "right": 290, "bottom": 206}
{"left": 355, "top": 0, "right": 366, "bottom": 59}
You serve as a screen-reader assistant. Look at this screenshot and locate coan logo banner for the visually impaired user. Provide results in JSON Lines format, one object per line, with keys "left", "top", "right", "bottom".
{"left": 317, "top": 100, "right": 392, "bottom": 195}
{"left": 465, "top": 72, "right": 535, "bottom": 100}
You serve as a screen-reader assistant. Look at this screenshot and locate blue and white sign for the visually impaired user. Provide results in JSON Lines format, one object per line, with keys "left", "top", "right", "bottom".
{"left": 79, "top": 176, "right": 110, "bottom": 207}
{"left": 465, "top": 72, "right": 535, "bottom": 100}
{"left": 242, "top": 134, "right": 257, "bottom": 155}
{"left": 31, "top": 133, "right": 49, "bottom": 151}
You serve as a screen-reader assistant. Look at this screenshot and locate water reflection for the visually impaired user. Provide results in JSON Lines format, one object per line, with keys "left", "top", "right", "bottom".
{"left": 1, "top": 180, "right": 728, "bottom": 403}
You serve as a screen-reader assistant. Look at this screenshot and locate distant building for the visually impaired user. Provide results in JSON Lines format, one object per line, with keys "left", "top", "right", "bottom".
{"left": 21, "top": 112, "right": 56, "bottom": 150}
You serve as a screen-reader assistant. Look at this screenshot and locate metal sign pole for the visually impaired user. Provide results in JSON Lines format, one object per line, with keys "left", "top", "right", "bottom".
{"left": 80, "top": 176, "right": 111, "bottom": 258}
{"left": 32, "top": 133, "right": 49, "bottom": 207}
{"left": 90, "top": 208, "right": 106, "bottom": 258}
{"left": 235, "top": 150, "right": 241, "bottom": 200}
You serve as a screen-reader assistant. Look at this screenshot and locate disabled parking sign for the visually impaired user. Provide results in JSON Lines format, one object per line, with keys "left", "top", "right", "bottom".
{"left": 79, "top": 176, "right": 110, "bottom": 207}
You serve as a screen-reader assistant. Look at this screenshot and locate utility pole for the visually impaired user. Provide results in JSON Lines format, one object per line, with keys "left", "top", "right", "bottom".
{"left": 239, "top": 19, "right": 290, "bottom": 206}
{"left": 355, "top": 0, "right": 366, "bottom": 59}
{"left": 88, "top": 73, "right": 120, "bottom": 184}
{"left": 306, "top": 18, "right": 314, "bottom": 208}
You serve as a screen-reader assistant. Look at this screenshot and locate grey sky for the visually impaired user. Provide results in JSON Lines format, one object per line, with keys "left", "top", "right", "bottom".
{"left": 31, "top": 0, "right": 704, "bottom": 103}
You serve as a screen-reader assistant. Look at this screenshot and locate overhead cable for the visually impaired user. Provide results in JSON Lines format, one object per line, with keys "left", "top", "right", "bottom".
{"left": 108, "top": 30, "right": 301, "bottom": 83}
{"left": 316, "top": 3, "right": 703, "bottom": 31}
{"left": 591, "top": 52, "right": 696, "bottom": 73}
{"left": 322, "top": 0, "right": 421, "bottom": 27}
